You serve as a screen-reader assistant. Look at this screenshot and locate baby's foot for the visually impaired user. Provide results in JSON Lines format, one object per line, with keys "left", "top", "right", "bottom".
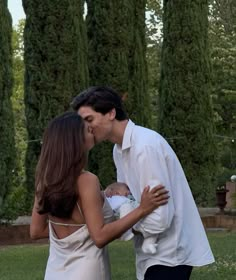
{"left": 142, "top": 243, "right": 157, "bottom": 254}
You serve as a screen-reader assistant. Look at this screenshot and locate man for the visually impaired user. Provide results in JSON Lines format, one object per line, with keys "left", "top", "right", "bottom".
{"left": 72, "top": 86, "right": 214, "bottom": 280}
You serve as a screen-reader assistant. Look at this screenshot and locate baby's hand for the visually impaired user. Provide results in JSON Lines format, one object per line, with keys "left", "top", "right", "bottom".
{"left": 104, "top": 186, "right": 114, "bottom": 197}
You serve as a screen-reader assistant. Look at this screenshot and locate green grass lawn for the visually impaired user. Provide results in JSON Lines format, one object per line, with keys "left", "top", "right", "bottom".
{"left": 0, "top": 232, "right": 235, "bottom": 280}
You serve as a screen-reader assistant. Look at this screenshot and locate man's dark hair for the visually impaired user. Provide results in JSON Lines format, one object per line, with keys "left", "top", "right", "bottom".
{"left": 71, "top": 86, "right": 128, "bottom": 121}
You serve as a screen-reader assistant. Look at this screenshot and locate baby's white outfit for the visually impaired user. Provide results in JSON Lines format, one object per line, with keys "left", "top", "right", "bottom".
{"left": 106, "top": 195, "right": 158, "bottom": 254}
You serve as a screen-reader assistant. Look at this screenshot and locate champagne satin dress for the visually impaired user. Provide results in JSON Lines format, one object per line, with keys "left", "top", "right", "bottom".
{"left": 44, "top": 196, "right": 114, "bottom": 280}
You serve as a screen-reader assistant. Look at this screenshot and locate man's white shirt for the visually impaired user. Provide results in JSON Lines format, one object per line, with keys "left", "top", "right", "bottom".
{"left": 113, "top": 120, "right": 214, "bottom": 280}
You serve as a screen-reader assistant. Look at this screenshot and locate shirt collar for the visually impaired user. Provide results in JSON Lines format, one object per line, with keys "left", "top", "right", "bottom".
{"left": 121, "top": 119, "right": 135, "bottom": 150}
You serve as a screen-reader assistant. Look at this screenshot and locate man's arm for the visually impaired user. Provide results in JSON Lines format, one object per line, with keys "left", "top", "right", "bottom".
{"left": 133, "top": 144, "right": 175, "bottom": 236}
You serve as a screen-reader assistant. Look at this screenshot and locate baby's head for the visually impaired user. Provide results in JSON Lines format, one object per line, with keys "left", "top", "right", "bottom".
{"left": 105, "top": 182, "right": 131, "bottom": 197}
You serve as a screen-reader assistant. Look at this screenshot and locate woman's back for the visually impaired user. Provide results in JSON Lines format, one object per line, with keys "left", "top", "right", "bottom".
{"left": 45, "top": 187, "right": 114, "bottom": 280}
{"left": 47, "top": 171, "right": 95, "bottom": 239}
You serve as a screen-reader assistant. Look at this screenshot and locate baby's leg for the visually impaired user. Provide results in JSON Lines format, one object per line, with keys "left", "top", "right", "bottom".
{"left": 142, "top": 235, "right": 158, "bottom": 254}
{"left": 119, "top": 202, "right": 134, "bottom": 241}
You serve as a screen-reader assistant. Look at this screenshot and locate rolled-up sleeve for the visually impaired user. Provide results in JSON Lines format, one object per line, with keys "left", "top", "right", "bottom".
{"left": 133, "top": 144, "right": 175, "bottom": 236}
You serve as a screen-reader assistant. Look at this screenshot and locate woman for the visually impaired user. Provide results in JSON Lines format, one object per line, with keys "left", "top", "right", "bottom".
{"left": 30, "top": 112, "right": 168, "bottom": 280}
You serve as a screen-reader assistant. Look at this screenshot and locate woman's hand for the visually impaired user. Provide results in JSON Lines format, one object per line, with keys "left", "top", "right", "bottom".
{"left": 139, "top": 185, "right": 169, "bottom": 216}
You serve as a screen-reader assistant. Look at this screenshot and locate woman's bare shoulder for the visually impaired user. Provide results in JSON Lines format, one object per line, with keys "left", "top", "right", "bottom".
{"left": 77, "top": 171, "right": 99, "bottom": 186}
{"left": 76, "top": 171, "right": 102, "bottom": 202}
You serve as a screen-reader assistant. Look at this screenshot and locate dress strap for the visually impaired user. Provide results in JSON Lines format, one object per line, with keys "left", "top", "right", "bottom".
{"left": 76, "top": 202, "right": 84, "bottom": 218}
{"left": 49, "top": 220, "right": 85, "bottom": 227}
{"left": 48, "top": 202, "right": 85, "bottom": 227}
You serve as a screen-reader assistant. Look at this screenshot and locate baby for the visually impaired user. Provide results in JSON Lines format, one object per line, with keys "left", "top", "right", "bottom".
{"left": 105, "top": 182, "right": 158, "bottom": 254}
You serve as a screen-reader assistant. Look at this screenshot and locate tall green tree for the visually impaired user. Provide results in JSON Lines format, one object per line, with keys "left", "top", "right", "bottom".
{"left": 86, "top": 0, "right": 119, "bottom": 187}
{"left": 11, "top": 20, "right": 27, "bottom": 190}
{"left": 86, "top": 0, "right": 150, "bottom": 186}
{"left": 209, "top": 0, "right": 236, "bottom": 178}
{"left": 1, "top": 20, "right": 29, "bottom": 220}
{"left": 146, "top": 0, "right": 163, "bottom": 129}
{"left": 159, "top": 0, "right": 218, "bottom": 205}
{"left": 128, "top": 0, "right": 150, "bottom": 127}
{"left": 0, "top": 1, "right": 16, "bottom": 212}
{"left": 22, "top": 0, "right": 88, "bottom": 206}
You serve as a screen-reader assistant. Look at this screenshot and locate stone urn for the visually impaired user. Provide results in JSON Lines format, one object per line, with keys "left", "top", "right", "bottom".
{"left": 216, "top": 187, "right": 229, "bottom": 214}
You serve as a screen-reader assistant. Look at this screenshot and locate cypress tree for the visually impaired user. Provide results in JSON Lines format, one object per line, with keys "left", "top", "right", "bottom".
{"left": 86, "top": 0, "right": 117, "bottom": 187}
{"left": 86, "top": 0, "right": 150, "bottom": 187}
{"left": 22, "top": 0, "right": 88, "bottom": 206}
{"left": 128, "top": 0, "right": 150, "bottom": 127}
{"left": 158, "top": 0, "right": 218, "bottom": 205}
{"left": 209, "top": 0, "right": 236, "bottom": 180}
{"left": 0, "top": 1, "right": 16, "bottom": 210}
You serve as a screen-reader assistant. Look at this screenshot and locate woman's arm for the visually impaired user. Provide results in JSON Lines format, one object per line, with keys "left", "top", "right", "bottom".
{"left": 77, "top": 172, "right": 168, "bottom": 248}
{"left": 30, "top": 197, "right": 49, "bottom": 239}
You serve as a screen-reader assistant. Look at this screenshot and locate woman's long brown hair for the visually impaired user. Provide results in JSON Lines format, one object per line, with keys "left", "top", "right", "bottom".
{"left": 35, "top": 112, "right": 87, "bottom": 218}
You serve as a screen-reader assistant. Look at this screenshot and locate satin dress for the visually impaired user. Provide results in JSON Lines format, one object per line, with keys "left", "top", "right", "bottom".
{"left": 44, "top": 196, "right": 114, "bottom": 280}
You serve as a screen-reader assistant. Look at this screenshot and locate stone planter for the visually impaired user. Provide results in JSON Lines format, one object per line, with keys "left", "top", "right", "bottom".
{"left": 216, "top": 190, "right": 229, "bottom": 214}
